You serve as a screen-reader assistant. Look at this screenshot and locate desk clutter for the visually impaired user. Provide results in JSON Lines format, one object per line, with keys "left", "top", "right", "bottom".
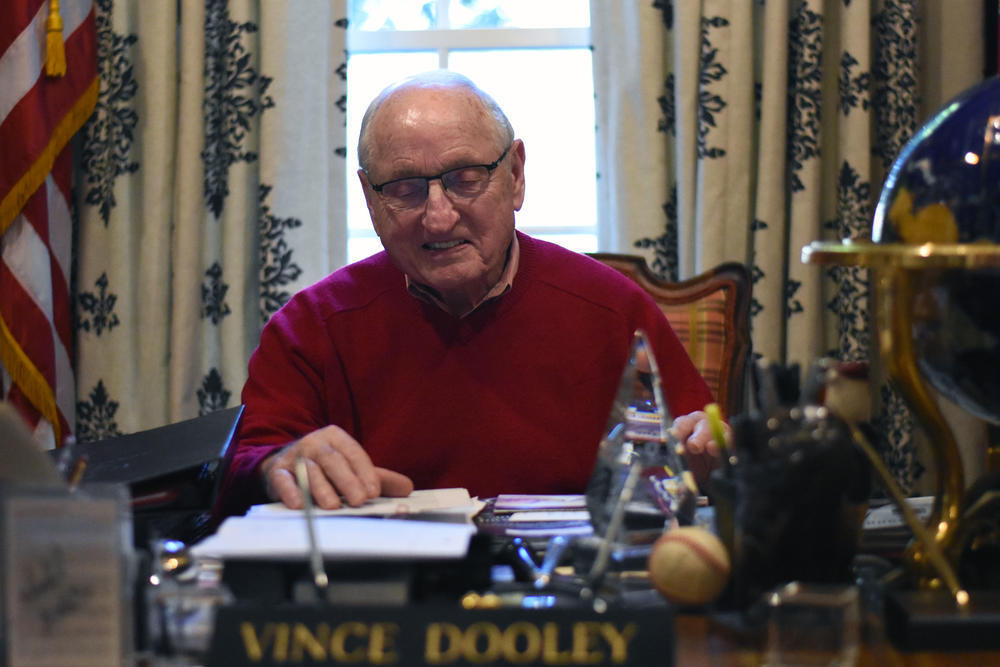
{"left": 154, "top": 494, "right": 679, "bottom": 666}
{"left": 5, "top": 345, "right": 1000, "bottom": 665}
{"left": 139, "top": 346, "right": 995, "bottom": 664}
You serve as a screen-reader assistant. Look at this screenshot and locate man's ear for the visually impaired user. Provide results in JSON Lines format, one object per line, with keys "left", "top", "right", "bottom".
{"left": 509, "top": 139, "right": 526, "bottom": 212}
{"left": 358, "top": 169, "right": 381, "bottom": 232}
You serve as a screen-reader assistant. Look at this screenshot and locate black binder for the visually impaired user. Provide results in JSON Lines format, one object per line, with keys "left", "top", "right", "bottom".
{"left": 71, "top": 405, "right": 244, "bottom": 512}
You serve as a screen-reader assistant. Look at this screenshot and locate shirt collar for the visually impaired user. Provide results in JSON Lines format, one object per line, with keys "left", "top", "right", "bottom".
{"left": 405, "top": 233, "right": 520, "bottom": 318}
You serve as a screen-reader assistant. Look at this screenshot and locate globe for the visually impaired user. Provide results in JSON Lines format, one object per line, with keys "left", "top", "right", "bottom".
{"left": 871, "top": 76, "right": 1000, "bottom": 423}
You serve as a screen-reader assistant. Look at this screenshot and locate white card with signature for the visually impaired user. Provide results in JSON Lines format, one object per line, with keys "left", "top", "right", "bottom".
{"left": 3, "top": 486, "right": 131, "bottom": 667}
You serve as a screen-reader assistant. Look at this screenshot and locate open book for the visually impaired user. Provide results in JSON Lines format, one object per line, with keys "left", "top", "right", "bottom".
{"left": 245, "top": 487, "right": 482, "bottom": 519}
{"left": 191, "top": 488, "right": 481, "bottom": 562}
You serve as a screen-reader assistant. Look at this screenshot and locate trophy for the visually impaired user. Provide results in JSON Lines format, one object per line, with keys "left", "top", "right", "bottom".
{"left": 582, "top": 330, "right": 698, "bottom": 589}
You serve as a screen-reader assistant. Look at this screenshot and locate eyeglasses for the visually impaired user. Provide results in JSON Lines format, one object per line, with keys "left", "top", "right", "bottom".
{"left": 367, "top": 145, "right": 511, "bottom": 210}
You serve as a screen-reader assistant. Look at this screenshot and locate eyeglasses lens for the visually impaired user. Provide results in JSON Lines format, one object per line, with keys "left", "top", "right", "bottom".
{"left": 382, "top": 166, "right": 490, "bottom": 208}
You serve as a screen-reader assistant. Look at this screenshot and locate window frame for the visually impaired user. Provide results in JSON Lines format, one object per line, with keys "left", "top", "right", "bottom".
{"left": 349, "top": 27, "right": 591, "bottom": 59}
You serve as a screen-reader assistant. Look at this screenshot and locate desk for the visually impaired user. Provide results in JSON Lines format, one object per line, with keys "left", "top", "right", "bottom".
{"left": 674, "top": 611, "right": 999, "bottom": 665}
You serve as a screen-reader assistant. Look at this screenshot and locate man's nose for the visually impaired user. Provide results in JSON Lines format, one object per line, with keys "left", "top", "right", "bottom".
{"left": 421, "top": 179, "right": 460, "bottom": 232}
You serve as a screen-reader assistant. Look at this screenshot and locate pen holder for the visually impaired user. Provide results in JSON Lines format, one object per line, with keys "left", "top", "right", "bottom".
{"left": 709, "top": 408, "right": 870, "bottom": 616}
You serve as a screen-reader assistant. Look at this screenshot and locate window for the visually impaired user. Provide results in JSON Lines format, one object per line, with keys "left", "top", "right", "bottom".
{"left": 345, "top": 0, "right": 597, "bottom": 262}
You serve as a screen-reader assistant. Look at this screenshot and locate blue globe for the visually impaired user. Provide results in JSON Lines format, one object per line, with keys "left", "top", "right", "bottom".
{"left": 872, "top": 76, "right": 1000, "bottom": 423}
{"left": 873, "top": 77, "right": 1000, "bottom": 245}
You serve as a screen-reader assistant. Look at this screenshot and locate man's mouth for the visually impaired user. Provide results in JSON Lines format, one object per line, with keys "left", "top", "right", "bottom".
{"left": 423, "top": 240, "right": 467, "bottom": 251}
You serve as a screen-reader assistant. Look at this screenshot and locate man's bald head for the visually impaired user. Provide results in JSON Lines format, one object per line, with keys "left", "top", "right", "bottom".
{"left": 357, "top": 70, "right": 514, "bottom": 172}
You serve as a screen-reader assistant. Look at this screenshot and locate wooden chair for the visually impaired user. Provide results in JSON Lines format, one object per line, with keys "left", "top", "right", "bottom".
{"left": 589, "top": 254, "right": 753, "bottom": 418}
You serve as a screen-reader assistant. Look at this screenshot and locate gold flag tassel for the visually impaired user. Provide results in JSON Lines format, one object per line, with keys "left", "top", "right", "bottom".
{"left": 45, "top": 0, "right": 66, "bottom": 78}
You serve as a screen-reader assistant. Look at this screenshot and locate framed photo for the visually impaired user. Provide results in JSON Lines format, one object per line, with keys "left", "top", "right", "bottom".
{"left": 0, "top": 483, "right": 133, "bottom": 667}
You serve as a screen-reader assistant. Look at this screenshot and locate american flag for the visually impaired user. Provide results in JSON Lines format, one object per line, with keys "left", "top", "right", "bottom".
{"left": 0, "top": 0, "right": 97, "bottom": 448}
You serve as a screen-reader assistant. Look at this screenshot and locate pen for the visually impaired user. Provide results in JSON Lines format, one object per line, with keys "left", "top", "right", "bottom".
{"left": 56, "top": 435, "right": 88, "bottom": 490}
{"left": 295, "top": 457, "right": 330, "bottom": 593}
{"left": 66, "top": 455, "right": 88, "bottom": 491}
{"left": 55, "top": 434, "right": 76, "bottom": 477}
{"left": 534, "top": 535, "right": 570, "bottom": 589}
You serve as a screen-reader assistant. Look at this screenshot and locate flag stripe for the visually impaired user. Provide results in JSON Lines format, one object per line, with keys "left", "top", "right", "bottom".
{"left": 43, "top": 154, "right": 76, "bottom": 425}
{"left": 47, "top": 222, "right": 74, "bottom": 358}
{"left": 0, "top": 9, "right": 97, "bottom": 233}
{"left": 0, "top": 76, "right": 98, "bottom": 233}
{"left": 5, "top": 381, "right": 70, "bottom": 444}
{"left": 5, "top": 386, "right": 43, "bottom": 432}
{"left": 47, "top": 148, "right": 73, "bottom": 280}
{"left": 53, "top": 306, "right": 75, "bottom": 428}
{"left": 0, "top": 0, "right": 45, "bottom": 53}
{"left": 3, "top": 209, "right": 54, "bottom": 321}
{"left": 0, "top": 0, "right": 91, "bottom": 123}
{"left": 0, "top": 260, "right": 60, "bottom": 434}
{"left": 0, "top": 248, "right": 57, "bottom": 377}
{"left": 19, "top": 174, "right": 74, "bottom": 356}
{"left": 0, "top": 197, "right": 74, "bottom": 427}
{"left": 0, "top": 1, "right": 47, "bottom": 113}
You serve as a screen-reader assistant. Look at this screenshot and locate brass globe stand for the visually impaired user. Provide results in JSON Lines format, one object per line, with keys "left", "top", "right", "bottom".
{"left": 803, "top": 240, "right": 1000, "bottom": 605}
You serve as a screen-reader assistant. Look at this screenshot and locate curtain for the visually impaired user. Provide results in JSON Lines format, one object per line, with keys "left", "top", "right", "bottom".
{"left": 592, "top": 0, "right": 984, "bottom": 493}
{"left": 73, "top": 0, "right": 348, "bottom": 440}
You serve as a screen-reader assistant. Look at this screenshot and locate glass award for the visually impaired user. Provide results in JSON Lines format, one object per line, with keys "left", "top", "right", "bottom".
{"left": 585, "top": 330, "right": 697, "bottom": 546}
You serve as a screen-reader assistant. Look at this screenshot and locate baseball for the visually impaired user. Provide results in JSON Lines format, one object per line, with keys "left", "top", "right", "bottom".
{"left": 647, "top": 526, "right": 731, "bottom": 605}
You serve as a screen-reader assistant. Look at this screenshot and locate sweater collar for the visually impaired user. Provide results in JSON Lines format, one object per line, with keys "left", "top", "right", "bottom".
{"left": 405, "top": 233, "right": 520, "bottom": 318}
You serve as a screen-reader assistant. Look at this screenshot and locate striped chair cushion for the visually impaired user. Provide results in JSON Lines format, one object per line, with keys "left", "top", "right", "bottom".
{"left": 659, "top": 291, "right": 729, "bottom": 408}
{"left": 589, "top": 254, "right": 752, "bottom": 418}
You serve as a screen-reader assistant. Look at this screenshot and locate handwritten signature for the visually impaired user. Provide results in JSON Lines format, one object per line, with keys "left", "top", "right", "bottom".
{"left": 18, "top": 545, "right": 94, "bottom": 634}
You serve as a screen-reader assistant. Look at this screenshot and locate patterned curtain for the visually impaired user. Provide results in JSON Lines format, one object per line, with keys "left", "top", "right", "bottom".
{"left": 73, "top": 0, "right": 348, "bottom": 439}
{"left": 592, "top": 0, "right": 983, "bottom": 492}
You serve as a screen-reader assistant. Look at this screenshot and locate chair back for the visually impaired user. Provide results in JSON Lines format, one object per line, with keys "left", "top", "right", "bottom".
{"left": 590, "top": 254, "right": 752, "bottom": 418}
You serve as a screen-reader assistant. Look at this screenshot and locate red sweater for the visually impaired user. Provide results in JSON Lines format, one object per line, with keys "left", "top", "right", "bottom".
{"left": 217, "top": 233, "right": 712, "bottom": 515}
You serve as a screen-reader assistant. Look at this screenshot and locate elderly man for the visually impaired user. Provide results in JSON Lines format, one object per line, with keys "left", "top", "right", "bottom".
{"left": 217, "top": 71, "right": 719, "bottom": 516}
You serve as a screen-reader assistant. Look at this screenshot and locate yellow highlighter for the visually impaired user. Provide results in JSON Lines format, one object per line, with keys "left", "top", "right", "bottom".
{"left": 704, "top": 402, "right": 728, "bottom": 458}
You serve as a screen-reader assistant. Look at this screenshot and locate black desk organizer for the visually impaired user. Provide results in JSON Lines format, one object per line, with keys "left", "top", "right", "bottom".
{"left": 708, "top": 358, "right": 1000, "bottom": 650}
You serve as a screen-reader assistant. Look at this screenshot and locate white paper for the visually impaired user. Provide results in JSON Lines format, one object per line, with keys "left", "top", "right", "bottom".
{"left": 493, "top": 494, "right": 587, "bottom": 512}
{"left": 247, "top": 487, "right": 482, "bottom": 519}
{"left": 505, "top": 524, "right": 594, "bottom": 538}
{"left": 507, "top": 510, "right": 592, "bottom": 523}
{"left": 863, "top": 496, "right": 934, "bottom": 530}
{"left": 191, "top": 515, "right": 476, "bottom": 561}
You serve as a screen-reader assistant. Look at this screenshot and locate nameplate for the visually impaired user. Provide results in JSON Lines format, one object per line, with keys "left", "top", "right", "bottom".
{"left": 207, "top": 603, "right": 674, "bottom": 666}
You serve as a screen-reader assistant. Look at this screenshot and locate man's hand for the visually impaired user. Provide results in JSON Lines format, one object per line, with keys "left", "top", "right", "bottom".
{"left": 261, "top": 425, "right": 414, "bottom": 510}
{"left": 670, "top": 410, "right": 729, "bottom": 489}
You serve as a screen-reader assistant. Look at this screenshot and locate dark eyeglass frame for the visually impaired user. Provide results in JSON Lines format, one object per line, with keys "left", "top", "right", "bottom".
{"left": 366, "top": 144, "right": 512, "bottom": 206}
